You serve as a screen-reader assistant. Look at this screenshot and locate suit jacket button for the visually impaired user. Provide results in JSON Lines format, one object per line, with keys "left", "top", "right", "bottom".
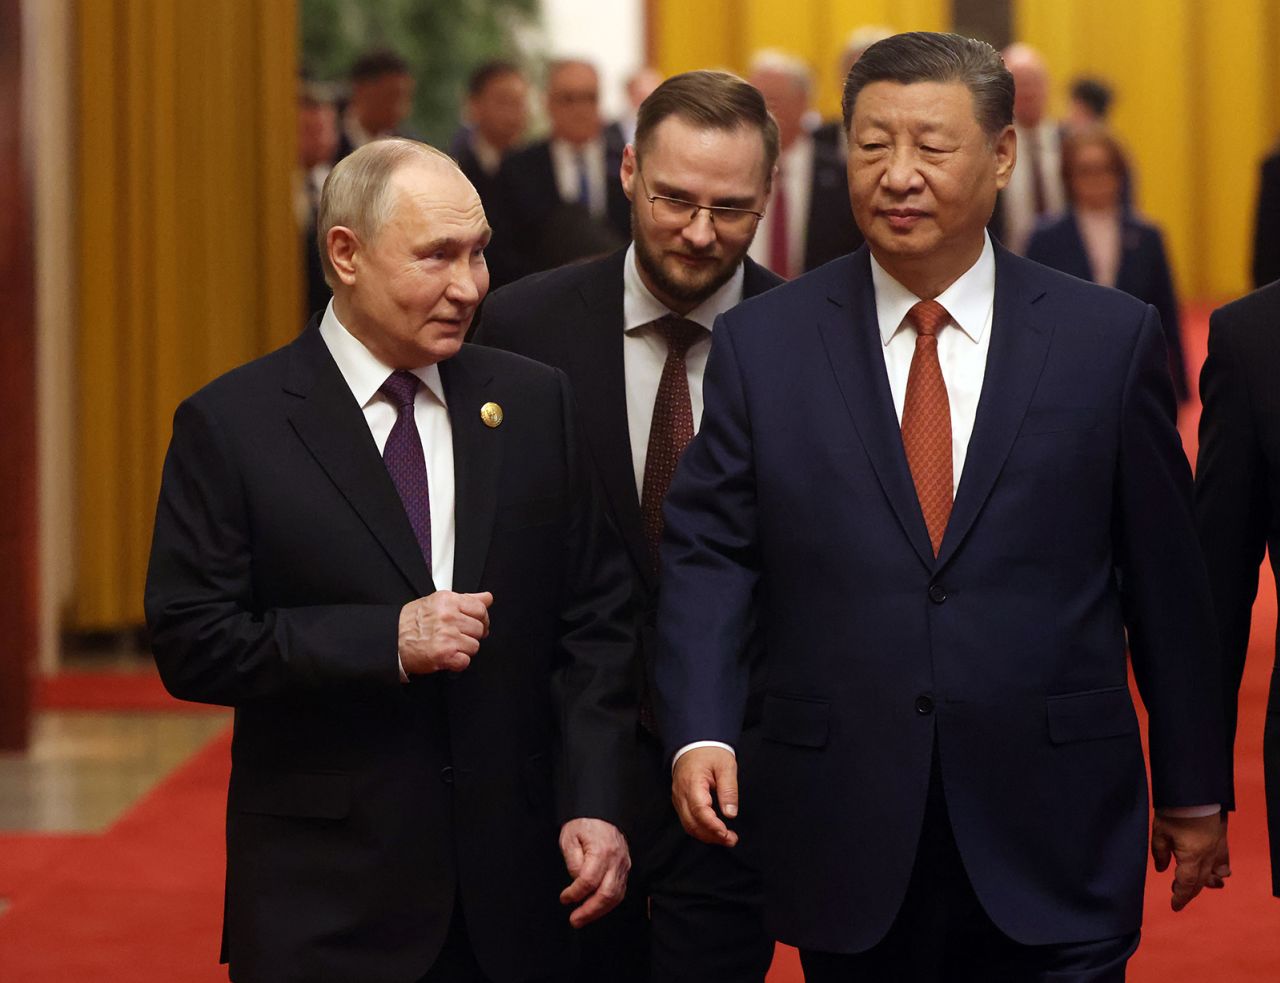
{"left": 915, "top": 695, "right": 935, "bottom": 715}
{"left": 928, "top": 584, "right": 948, "bottom": 604}
{"left": 440, "top": 765, "right": 454, "bottom": 785}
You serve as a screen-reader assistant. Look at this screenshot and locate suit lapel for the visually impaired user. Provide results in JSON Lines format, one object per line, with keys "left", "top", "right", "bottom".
{"left": 440, "top": 350, "right": 504, "bottom": 594}
{"left": 936, "top": 249, "right": 1052, "bottom": 567}
{"left": 285, "top": 325, "right": 435, "bottom": 597}
{"left": 565, "top": 255, "right": 654, "bottom": 586}
{"left": 816, "top": 252, "right": 937, "bottom": 569}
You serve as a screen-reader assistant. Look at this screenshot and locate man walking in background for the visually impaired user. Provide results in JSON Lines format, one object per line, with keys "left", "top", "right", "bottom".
{"left": 475, "top": 70, "right": 780, "bottom": 983}
{"left": 147, "top": 139, "right": 636, "bottom": 983}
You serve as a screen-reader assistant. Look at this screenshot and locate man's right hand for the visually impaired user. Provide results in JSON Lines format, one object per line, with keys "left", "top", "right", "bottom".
{"left": 671, "top": 746, "right": 740, "bottom": 848}
{"left": 398, "top": 591, "right": 493, "bottom": 675}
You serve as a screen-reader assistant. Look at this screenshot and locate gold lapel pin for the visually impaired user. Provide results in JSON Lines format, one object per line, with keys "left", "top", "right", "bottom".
{"left": 480, "top": 401, "right": 504, "bottom": 428}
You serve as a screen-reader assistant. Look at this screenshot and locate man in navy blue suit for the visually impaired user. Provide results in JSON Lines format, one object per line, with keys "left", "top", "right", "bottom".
{"left": 657, "top": 32, "right": 1229, "bottom": 981}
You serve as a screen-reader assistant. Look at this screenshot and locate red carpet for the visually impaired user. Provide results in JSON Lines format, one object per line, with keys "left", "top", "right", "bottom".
{"left": 0, "top": 306, "right": 1274, "bottom": 980}
{"left": 36, "top": 668, "right": 224, "bottom": 713}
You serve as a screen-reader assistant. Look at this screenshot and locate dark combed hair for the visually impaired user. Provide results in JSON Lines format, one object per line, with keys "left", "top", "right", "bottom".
{"left": 350, "top": 49, "right": 410, "bottom": 83}
{"left": 1070, "top": 77, "right": 1114, "bottom": 119}
{"left": 842, "top": 31, "right": 1013, "bottom": 138}
{"left": 467, "top": 60, "right": 522, "bottom": 97}
{"left": 634, "top": 70, "right": 780, "bottom": 177}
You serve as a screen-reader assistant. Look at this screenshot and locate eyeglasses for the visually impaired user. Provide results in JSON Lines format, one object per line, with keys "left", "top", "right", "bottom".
{"left": 636, "top": 169, "right": 764, "bottom": 234}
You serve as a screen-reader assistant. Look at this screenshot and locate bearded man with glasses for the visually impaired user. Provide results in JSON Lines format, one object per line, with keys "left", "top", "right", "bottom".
{"left": 473, "top": 69, "right": 782, "bottom": 983}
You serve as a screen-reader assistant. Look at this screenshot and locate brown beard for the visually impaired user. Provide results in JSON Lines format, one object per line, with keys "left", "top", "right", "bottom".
{"left": 631, "top": 204, "right": 750, "bottom": 308}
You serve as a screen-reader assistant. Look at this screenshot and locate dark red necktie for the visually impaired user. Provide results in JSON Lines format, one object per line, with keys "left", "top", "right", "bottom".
{"left": 640, "top": 316, "right": 707, "bottom": 574}
{"left": 900, "top": 301, "right": 952, "bottom": 556}
{"left": 380, "top": 370, "right": 432, "bottom": 568}
{"left": 769, "top": 169, "right": 791, "bottom": 279}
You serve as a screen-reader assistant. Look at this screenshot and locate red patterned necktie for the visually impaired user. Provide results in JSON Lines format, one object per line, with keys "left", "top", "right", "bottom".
{"left": 640, "top": 316, "right": 707, "bottom": 574}
{"left": 900, "top": 300, "right": 952, "bottom": 556}
{"left": 380, "top": 370, "right": 432, "bottom": 568}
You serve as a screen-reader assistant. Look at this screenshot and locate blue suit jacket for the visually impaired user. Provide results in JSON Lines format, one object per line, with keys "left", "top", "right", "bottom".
{"left": 655, "top": 244, "right": 1227, "bottom": 952}
{"left": 1025, "top": 211, "right": 1188, "bottom": 402}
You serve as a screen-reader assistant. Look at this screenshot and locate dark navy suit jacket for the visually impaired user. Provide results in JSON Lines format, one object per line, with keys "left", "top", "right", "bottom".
{"left": 1026, "top": 211, "right": 1188, "bottom": 402}
{"left": 655, "top": 245, "right": 1227, "bottom": 952}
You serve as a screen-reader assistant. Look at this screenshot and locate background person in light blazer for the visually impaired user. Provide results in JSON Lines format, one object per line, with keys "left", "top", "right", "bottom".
{"left": 474, "top": 70, "right": 782, "bottom": 983}
{"left": 146, "top": 139, "right": 636, "bottom": 983}
{"left": 1195, "top": 277, "right": 1280, "bottom": 899}
{"left": 659, "top": 32, "right": 1228, "bottom": 982}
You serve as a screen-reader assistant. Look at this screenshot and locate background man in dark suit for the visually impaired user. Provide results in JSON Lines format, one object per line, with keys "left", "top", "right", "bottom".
{"left": 145, "top": 139, "right": 635, "bottom": 983}
{"left": 334, "top": 49, "right": 417, "bottom": 162}
{"left": 746, "top": 50, "right": 863, "bottom": 278}
{"left": 453, "top": 61, "right": 530, "bottom": 212}
{"left": 1251, "top": 145, "right": 1280, "bottom": 287}
{"left": 486, "top": 59, "right": 629, "bottom": 288}
{"left": 474, "top": 70, "right": 781, "bottom": 983}
{"left": 660, "top": 32, "right": 1228, "bottom": 981}
{"left": 1195, "top": 278, "right": 1280, "bottom": 899}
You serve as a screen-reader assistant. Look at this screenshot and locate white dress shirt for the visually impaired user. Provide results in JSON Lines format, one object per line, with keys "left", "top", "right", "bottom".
{"left": 468, "top": 133, "right": 503, "bottom": 178}
{"left": 319, "top": 302, "right": 456, "bottom": 594}
{"left": 621, "top": 243, "right": 745, "bottom": 498}
{"left": 748, "top": 134, "right": 814, "bottom": 278}
{"left": 1002, "top": 121, "right": 1066, "bottom": 255}
{"left": 550, "top": 136, "right": 607, "bottom": 217}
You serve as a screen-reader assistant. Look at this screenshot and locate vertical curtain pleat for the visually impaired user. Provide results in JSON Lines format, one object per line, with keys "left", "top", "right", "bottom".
{"left": 74, "top": 0, "right": 299, "bottom": 630}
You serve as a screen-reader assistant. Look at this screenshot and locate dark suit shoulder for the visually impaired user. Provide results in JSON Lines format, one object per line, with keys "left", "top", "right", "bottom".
{"left": 1211, "top": 279, "right": 1280, "bottom": 343}
{"left": 182, "top": 336, "right": 298, "bottom": 412}
{"left": 453, "top": 339, "right": 567, "bottom": 387}
{"left": 1005, "top": 247, "right": 1149, "bottom": 319}
{"left": 485, "top": 250, "right": 623, "bottom": 315}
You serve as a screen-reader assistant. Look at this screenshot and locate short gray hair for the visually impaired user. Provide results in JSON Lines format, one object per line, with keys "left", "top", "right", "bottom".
{"left": 842, "top": 31, "right": 1013, "bottom": 138}
{"left": 316, "top": 138, "right": 457, "bottom": 288}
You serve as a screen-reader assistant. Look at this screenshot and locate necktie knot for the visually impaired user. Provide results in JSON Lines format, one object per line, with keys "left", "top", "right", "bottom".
{"left": 380, "top": 370, "right": 420, "bottom": 409}
{"left": 907, "top": 300, "right": 950, "bottom": 338}
{"left": 654, "top": 316, "right": 706, "bottom": 359}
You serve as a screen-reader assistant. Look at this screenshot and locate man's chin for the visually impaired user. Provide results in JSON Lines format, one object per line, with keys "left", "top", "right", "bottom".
{"left": 659, "top": 259, "right": 728, "bottom": 303}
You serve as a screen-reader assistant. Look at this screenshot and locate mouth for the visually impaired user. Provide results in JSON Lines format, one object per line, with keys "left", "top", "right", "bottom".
{"left": 879, "top": 207, "right": 929, "bottom": 231}
{"left": 669, "top": 252, "right": 717, "bottom": 269}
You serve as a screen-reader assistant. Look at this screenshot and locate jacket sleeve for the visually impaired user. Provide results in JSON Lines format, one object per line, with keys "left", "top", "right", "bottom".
{"left": 144, "top": 396, "right": 402, "bottom": 707}
{"left": 1195, "top": 308, "right": 1269, "bottom": 810}
{"left": 1115, "top": 304, "right": 1228, "bottom": 809}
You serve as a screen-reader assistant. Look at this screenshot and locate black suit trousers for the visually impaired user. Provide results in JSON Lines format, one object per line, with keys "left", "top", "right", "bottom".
{"left": 798, "top": 747, "right": 1140, "bottom": 983}
{"left": 572, "top": 732, "right": 773, "bottom": 983}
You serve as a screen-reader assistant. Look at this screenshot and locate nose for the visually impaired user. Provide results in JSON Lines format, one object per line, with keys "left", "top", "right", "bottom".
{"left": 681, "top": 207, "right": 716, "bottom": 249}
{"left": 446, "top": 257, "right": 482, "bottom": 305}
{"left": 883, "top": 147, "right": 924, "bottom": 194}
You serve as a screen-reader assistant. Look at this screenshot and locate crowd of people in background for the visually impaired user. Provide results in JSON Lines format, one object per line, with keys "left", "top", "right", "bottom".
{"left": 293, "top": 34, "right": 1279, "bottom": 414}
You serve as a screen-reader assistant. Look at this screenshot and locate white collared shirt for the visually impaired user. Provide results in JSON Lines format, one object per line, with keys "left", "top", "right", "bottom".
{"left": 622, "top": 243, "right": 746, "bottom": 498}
{"left": 1002, "top": 121, "right": 1066, "bottom": 255}
{"left": 748, "top": 134, "right": 814, "bottom": 279}
{"left": 318, "top": 302, "right": 456, "bottom": 593}
{"left": 550, "top": 136, "right": 607, "bottom": 217}
{"left": 871, "top": 232, "right": 997, "bottom": 497}
{"left": 469, "top": 133, "right": 503, "bottom": 178}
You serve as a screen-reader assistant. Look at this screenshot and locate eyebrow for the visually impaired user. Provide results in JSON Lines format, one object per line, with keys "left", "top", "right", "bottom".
{"left": 419, "top": 228, "right": 492, "bottom": 253}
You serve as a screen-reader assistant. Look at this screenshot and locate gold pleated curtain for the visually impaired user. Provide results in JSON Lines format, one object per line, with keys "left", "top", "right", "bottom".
{"left": 75, "top": 0, "right": 300, "bottom": 630}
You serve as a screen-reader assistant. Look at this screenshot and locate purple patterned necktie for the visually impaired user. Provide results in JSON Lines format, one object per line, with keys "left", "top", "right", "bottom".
{"left": 380, "top": 370, "right": 432, "bottom": 568}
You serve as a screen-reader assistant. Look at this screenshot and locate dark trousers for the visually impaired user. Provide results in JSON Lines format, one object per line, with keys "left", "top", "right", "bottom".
{"left": 799, "top": 752, "right": 1139, "bottom": 983}
{"left": 572, "top": 731, "right": 774, "bottom": 983}
{"left": 420, "top": 902, "right": 564, "bottom": 983}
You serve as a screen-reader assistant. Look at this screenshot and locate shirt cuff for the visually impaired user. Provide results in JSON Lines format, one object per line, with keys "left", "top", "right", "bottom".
{"left": 397, "top": 652, "right": 409, "bottom": 684}
{"left": 1156, "top": 804, "right": 1221, "bottom": 819}
{"left": 672, "top": 741, "right": 736, "bottom": 772}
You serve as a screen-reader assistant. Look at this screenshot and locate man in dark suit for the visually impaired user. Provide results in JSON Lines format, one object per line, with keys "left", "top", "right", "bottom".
{"left": 474, "top": 70, "right": 781, "bottom": 983}
{"left": 334, "top": 49, "right": 417, "bottom": 162}
{"left": 659, "top": 32, "right": 1229, "bottom": 981}
{"left": 486, "top": 59, "right": 629, "bottom": 289}
{"left": 145, "top": 139, "right": 636, "bottom": 983}
{"left": 1195, "top": 278, "right": 1280, "bottom": 899}
{"left": 1251, "top": 146, "right": 1280, "bottom": 287}
{"left": 453, "top": 61, "right": 530, "bottom": 212}
{"left": 747, "top": 50, "right": 863, "bottom": 278}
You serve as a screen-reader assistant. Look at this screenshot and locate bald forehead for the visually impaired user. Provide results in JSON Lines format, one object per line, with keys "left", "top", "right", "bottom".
{"left": 549, "top": 62, "right": 597, "bottom": 89}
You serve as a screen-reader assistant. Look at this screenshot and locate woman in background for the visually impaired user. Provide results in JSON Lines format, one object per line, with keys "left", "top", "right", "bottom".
{"left": 1027, "top": 127, "right": 1189, "bottom": 402}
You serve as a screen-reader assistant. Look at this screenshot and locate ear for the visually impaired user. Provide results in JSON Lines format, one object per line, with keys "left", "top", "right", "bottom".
{"left": 620, "top": 144, "right": 637, "bottom": 201}
{"left": 327, "top": 226, "right": 361, "bottom": 286}
{"left": 993, "top": 124, "right": 1017, "bottom": 190}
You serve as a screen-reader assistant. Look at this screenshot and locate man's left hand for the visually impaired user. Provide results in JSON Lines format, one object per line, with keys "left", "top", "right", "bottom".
{"left": 1151, "top": 812, "right": 1230, "bottom": 911}
{"left": 559, "top": 818, "right": 630, "bottom": 928}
